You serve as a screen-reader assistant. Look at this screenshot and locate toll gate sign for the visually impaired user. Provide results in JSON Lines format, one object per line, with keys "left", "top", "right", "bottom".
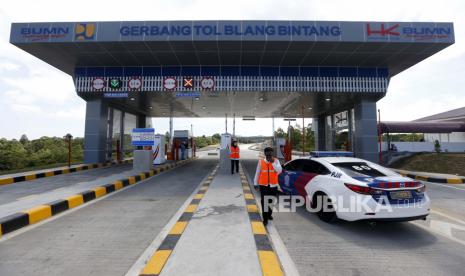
{"left": 132, "top": 128, "right": 155, "bottom": 146}
{"left": 183, "top": 77, "right": 194, "bottom": 89}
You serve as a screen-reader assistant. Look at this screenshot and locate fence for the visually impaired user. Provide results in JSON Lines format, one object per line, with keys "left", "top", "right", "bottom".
{"left": 380, "top": 142, "right": 465, "bottom": 153}
{"left": 75, "top": 76, "right": 388, "bottom": 93}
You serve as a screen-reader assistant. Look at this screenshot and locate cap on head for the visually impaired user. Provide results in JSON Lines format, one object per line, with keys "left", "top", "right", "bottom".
{"left": 264, "top": 146, "right": 273, "bottom": 153}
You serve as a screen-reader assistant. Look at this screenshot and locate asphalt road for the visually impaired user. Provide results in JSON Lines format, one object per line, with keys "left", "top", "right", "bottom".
{"left": 2, "top": 146, "right": 465, "bottom": 276}
{"left": 0, "top": 159, "right": 216, "bottom": 276}
{"left": 0, "top": 163, "right": 133, "bottom": 205}
{"left": 241, "top": 148, "right": 465, "bottom": 276}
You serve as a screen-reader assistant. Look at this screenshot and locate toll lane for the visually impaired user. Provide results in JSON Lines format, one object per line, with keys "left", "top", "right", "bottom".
{"left": 0, "top": 159, "right": 216, "bottom": 276}
{"left": 241, "top": 150, "right": 465, "bottom": 276}
{"left": 0, "top": 163, "right": 133, "bottom": 205}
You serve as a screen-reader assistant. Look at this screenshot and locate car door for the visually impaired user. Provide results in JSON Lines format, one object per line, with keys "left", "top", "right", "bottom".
{"left": 279, "top": 160, "right": 302, "bottom": 195}
{"left": 294, "top": 160, "right": 330, "bottom": 197}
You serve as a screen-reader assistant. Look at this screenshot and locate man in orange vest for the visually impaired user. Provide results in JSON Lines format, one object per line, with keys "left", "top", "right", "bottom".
{"left": 254, "top": 146, "right": 282, "bottom": 226}
{"left": 230, "top": 140, "right": 240, "bottom": 174}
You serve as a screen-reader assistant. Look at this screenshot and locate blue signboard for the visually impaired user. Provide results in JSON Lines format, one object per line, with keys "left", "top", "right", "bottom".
{"left": 175, "top": 91, "right": 201, "bottom": 97}
{"left": 132, "top": 128, "right": 155, "bottom": 146}
{"left": 104, "top": 92, "right": 128, "bottom": 98}
{"left": 10, "top": 21, "right": 454, "bottom": 44}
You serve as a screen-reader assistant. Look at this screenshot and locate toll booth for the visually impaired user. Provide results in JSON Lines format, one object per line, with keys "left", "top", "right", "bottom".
{"left": 220, "top": 133, "right": 232, "bottom": 151}
{"left": 153, "top": 134, "right": 166, "bottom": 165}
{"left": 219, "top": 133, "right": 232, "bottom": 172}
{"left": 276, "top": 138, "right": 286, "bottom": 160}
{"left": 173, "top": 130, "right": 193, "bottom": 160}
{"left": 131, "top": 128, "right": 155, "bottom": 172}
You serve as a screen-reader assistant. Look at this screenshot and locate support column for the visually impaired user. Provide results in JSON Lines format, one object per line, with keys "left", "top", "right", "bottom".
{"left": 314, "top": 116, "right": 326, "bottom": 151}
{"left": 348, "top": 109, "right": 354, "bottom": 152}
{"left": 137, "top": 114, "right": 147, "bottom": 128}
{"left": 169, "top": 115, "right": 173, "bottom": 149}
{"left": 84, "top": 99, "right": 109, "bottom": 164}
{"left": 106, "top": 108, "right": 113, "bottom": 161}
{"left": 353, "top": 100, "right": 379, "bottom": 163}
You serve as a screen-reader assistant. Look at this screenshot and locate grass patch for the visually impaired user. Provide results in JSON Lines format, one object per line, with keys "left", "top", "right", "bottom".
{"left": 390, "top": 153, "right": 465, "bottom": 176}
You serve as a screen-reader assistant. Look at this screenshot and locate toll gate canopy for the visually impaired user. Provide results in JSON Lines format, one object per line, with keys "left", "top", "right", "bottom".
{"left": 10, "top": 20, "right": 455, "bottom": 163}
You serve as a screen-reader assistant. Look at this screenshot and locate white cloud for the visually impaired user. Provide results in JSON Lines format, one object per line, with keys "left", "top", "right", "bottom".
{"left": 11, "top": 103, "right": 42, "bottom": 113}
{"left": 49, "top": 106, "right": 86, "bottom": 120}
{"left": 0, "top": 61, "right": 20, "bottom": 72}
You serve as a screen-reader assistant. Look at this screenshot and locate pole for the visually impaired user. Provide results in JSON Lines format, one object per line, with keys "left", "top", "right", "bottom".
{"left": 225, "top": 113, "right": 228, "bottom": 133}
{"left": 272, "top": 116, "right": 275, "bottom": 150}
{"left": 233, "top": 113, "right": 235, "bottom": 137}
{"left": 68, "top": 138, "right": 71, "bottom": 168}
{"left": 378, "top": 109, "right": 382, "bottom": 164}
{"left": 169, "top": 115, "right": 173, "bottom": 150}
{"left": 302, "top": 106, "right": 305, "bottom": 156}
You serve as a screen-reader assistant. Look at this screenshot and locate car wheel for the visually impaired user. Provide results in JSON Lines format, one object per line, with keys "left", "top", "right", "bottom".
{"left": 314, "top": 193, "right": 337, "bottom": 223}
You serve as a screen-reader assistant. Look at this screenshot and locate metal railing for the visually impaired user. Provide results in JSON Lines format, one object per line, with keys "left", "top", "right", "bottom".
{"left": 75, "top": 76, "right": 388, "bottom": 93}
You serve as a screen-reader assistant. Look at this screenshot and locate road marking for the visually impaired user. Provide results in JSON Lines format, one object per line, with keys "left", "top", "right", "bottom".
{"left": 129, "top": 165, "right": 219, "bottom": 276}
{"left": 412, "top": 220, "right": 465, "bottom": 247}
{"left": 424, "top": 181, "right": 465, "bottom": 191}
{"left": 239, "top": 164, "right": 284, "bottom": 276}
{"left": 124, "top": 166, "right": 217, "bottom": 276}
{"left": 0, "top": 160, "right": 194, "bottom": 242}
{"left": 431, "top": 209, "right": 465, "bottom": 225}
{"left": 242, "top": 162, "right": 301, "bottom": 276}
{"left": 16, "top": 194, "right": 38, "bottom": 201}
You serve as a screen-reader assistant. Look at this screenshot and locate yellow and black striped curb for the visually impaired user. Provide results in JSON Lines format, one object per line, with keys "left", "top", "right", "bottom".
{"left": 394, "top": 169, "right": 465, "bottom": 184}
{"left": 0, "top": 159, "right": 134, "bottom": 186}
{"left": 0, "top": 159, "right": 195, "bottom": 237}
{"left": 239, "top": 164, "right": 284, "bottom": 276}
{"left": 139, "top": 165, "right": 219, "bottom": 276}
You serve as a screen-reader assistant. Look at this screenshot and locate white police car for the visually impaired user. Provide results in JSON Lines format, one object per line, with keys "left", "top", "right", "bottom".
{"left": 278, "top": 151, "right": 430, "bottom": 223}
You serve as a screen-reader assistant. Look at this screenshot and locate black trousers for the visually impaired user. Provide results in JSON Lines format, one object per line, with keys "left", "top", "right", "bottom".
{"left": 231, "top": 159, "right": 239, "bottom": 174}
{"left": 259, "top": 185, "right": 278, "bottom": 221}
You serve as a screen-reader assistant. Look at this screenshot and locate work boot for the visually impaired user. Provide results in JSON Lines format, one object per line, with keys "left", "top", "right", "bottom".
{"left": 263, "top": 218, "right": 268, "bottom": 226}
{"left": 269, "top": 215, "right": 274, "bottom": 220}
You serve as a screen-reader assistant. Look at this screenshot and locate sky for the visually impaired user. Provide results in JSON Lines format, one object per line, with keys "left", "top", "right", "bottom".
{"left": 0, "top": 0, "right": 464, "bottom": 139}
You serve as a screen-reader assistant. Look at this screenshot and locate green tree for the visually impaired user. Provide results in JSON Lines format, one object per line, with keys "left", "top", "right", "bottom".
{"left": 434, "top": 140, "right": 441, "bottom": 154}
{"left": 212, "top": 133, "right": 221, "bottom": 144}
{"left": 0, "top": 139, "right": 28, "bottom": 170}
{"left": 20, "top": 134, "right": 29, "bottom": 144}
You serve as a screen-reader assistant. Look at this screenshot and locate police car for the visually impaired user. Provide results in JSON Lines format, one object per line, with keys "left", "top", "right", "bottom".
{"left": 278, "top": 151, "right": 430, "bottom": 223}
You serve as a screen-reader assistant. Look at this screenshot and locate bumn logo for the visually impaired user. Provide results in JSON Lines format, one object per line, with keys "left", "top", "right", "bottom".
{"left": 366, "top": 23, "right": 400, "bottom": 36}
{"left": 75, "top": 23, "right": 95, "bottom": 40}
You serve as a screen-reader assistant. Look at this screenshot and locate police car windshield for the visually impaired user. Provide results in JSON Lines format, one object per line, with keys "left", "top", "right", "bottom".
{"left": 332, "top": 162, "right": 386, "bottom": 177}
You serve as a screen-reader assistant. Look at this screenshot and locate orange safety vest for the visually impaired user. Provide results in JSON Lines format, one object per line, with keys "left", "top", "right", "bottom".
{"left": 258, "top": 159, "right": 279, "bottom": 186}
{"left": 230, "top": 146, "right": 240, "bottom": 159}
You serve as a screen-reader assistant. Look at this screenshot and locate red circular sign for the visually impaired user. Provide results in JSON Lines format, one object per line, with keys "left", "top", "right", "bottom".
{"left": 92, "top": 78, "right": 105, "bottom": 90}
{"left": 128, "top": 77, "right": 142, "bottom": 90}
{"left": 163, "top": 77, "right": 177, "bottom": 90}
{"left": 200, "top": 77, "right": 215, "bottom": 90}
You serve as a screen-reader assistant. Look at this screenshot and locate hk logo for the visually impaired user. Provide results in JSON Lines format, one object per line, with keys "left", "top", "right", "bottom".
{"left": 366, "top": 23, "right": 400, "bottom": 36}
{"left": 75, "top": 23, "right": 95, "bottom": 40}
